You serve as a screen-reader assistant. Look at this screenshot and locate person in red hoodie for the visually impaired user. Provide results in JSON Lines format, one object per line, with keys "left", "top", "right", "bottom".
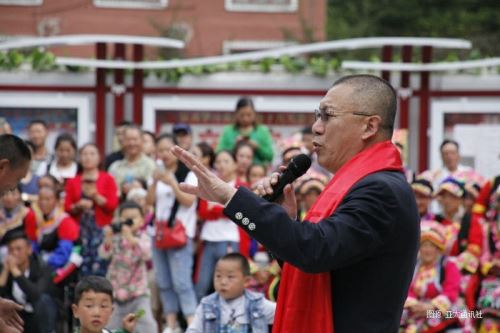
{"left": 65, "top": 143, "right": 118, "bottom": 276}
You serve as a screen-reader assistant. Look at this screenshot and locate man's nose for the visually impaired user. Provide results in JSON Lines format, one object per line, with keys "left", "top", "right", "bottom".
{"left": 311, "top": 118, "right": 324, "bottom": 135}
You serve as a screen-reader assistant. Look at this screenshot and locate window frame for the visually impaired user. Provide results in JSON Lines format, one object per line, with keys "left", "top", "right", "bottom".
{"left": 222, "top": 40, "right": 297, "bottom": 54}
{"left": 225, "top": 0, "right": 298, "bottom": 13}
{"left": 93, "top": 0, "right": 167, "bottom": 10}
{"left": 0, "top": 0, "right": 43, "bottom": 6}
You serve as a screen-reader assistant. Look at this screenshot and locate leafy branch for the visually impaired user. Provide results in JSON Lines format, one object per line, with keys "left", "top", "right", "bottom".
{"left": 1, "top": 47, "right": 498, "bottom": 83}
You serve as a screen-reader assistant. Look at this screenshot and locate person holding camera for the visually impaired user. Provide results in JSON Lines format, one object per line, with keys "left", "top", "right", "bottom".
{"left": 98, "top": 201, "right": 157, "bottom": 333}
{"left": 65, "top": 143, "right": 119, "bottom": 277}
{"left": 216, "top": 97, "right": 274, "bottom": 166}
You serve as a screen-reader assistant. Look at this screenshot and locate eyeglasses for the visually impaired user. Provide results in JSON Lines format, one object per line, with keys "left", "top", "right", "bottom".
{"left": 314, "top": 108, "right": 374, "bottom": 123}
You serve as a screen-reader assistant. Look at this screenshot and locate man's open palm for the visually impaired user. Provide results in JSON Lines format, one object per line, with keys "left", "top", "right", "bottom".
{"left": 171, "top": 146, "right": 236, "bottom": 205}
{"left": 0, "top": 298, "right": 23, "bottom": 332}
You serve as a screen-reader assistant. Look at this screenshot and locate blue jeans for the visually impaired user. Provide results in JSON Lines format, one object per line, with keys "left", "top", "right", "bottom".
{"left": 152, "top": 238, "right": 197, "bottom": 316}
{"left": 195, "top": 241, "right": 239, "bottom": 301}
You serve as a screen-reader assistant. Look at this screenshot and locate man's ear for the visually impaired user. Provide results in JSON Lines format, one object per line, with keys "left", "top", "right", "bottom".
{"left": 71, "top": 304, "right": 79, "bottom": 318}
{"left": 361, "top": 115, "right": 383, "bottom": 140}
{"left": 0, "top": 159, "right": 9, "bottom": 171}
{"left": 244, "top": 275, "right": 252, "bottom": 288}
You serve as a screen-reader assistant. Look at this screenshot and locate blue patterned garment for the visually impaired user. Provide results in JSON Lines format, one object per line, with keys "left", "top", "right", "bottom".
{"left": 79, "top": 211, "right": 109, "bottom": 277}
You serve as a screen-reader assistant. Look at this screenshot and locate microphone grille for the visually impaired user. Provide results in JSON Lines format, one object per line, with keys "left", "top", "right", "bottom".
{"left": 289, "top": 154, "right": 312, "bottom": 177}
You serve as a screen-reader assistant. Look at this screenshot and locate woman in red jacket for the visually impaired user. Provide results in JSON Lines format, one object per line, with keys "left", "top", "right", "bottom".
{"left": 64, "top": 143, "right": 118, "bottom": 276}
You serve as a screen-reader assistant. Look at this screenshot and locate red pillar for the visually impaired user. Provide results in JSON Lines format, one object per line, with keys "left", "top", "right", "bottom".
{"left": 418, "top": 46, "right": 432, "bottom": 172}
{"left": 133, "top": 44, "right": 144, "bottom": 125}
{"left": 398, "top": 45, "right": 413, "bottom": 129}
{"left": 95, "top": 43, "right": 107, "bottom": 154}
{"left": 113, "top": 43, "right": 126, "bottom": 125}
{"left": 381, "top": 45, "right": 392, "bottom": 82}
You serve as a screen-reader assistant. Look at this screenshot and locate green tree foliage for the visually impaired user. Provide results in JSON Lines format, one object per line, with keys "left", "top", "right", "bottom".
{"left": 328, "top": 0, "right": 500, "bottom": 57}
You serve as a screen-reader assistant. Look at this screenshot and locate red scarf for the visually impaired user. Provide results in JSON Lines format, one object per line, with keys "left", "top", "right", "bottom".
{"left": 272, "top": 141, "right": 403, "bottom": 333}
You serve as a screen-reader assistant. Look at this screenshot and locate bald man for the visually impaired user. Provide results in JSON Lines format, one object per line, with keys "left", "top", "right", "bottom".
{"left": 0, "top": 134, "right": 31, "bottom": 197}
{"left": 173, "top": 75, "right": 419, "bottom": 333}
{"left": 0, "top": 134, "right": 31, "bottom": 333}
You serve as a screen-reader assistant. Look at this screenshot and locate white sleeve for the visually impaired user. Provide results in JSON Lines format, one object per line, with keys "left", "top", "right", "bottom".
{"left": 185, "top": 171, "right": 198, "bottom": 187}
{"left": 185, "top": 304, "right": 204, "bottom": 333}
{"left": 108, "top": 161, "right": 118, "bottom": 178}
{"left": 262, "top": 299, "right": 277, "bottom": 324}
{"left": 35, "top": 161, "right": 47, "bottom": 176}
{"left": 147, "top": 175, "right": 154, "bottom": 187}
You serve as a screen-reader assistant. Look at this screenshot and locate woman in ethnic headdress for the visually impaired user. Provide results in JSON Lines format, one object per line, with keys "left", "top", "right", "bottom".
{"left": 476, "top": 181, "right": 500, "bottom": 333}
{"left": 401, "top": 221, "right": 473, "bottom": 333}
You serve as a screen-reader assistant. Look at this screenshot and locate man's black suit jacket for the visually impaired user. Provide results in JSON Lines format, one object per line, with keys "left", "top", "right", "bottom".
{"left": 224, "top": 170, "right": 420, "bottom": 333}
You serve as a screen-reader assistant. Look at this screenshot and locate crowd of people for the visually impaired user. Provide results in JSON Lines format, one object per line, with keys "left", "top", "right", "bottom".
{"left": 0, "top": 93, "right": 498, "bottom": 333}
{"left": 400, "top": 140, "right": 499, "bottom": 333}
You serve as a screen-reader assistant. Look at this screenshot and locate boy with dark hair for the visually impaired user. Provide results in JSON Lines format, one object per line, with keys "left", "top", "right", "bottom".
{"left": 98, "top": 201, "right": 157, "bottom": 332}
{"left": 187, "top": 253, "right": 276, "bottom": 333}
{"left": 72, "top": 275, "right": 137, "bottom": 333}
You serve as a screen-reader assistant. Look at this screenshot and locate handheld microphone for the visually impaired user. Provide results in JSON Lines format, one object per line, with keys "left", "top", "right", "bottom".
{"left": 262, "top": 154, "right": 312, "bottom": 202}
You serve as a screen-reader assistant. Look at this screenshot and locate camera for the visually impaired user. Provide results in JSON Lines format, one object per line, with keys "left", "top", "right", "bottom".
{"left": 111, "top": 218, "right": 134, "bottom": 234}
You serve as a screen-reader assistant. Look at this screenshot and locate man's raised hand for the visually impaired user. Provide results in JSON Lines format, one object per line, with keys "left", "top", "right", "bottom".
{"left": 171, "top": 146, "right": 236, "bottom": 205}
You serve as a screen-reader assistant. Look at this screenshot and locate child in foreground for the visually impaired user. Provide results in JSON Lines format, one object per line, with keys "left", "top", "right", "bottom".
{"left": 187, "top": 253, "right": 276, "bottom": 333}
{"left": 72, "top": 275, "right": 137, "bottom": 333}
